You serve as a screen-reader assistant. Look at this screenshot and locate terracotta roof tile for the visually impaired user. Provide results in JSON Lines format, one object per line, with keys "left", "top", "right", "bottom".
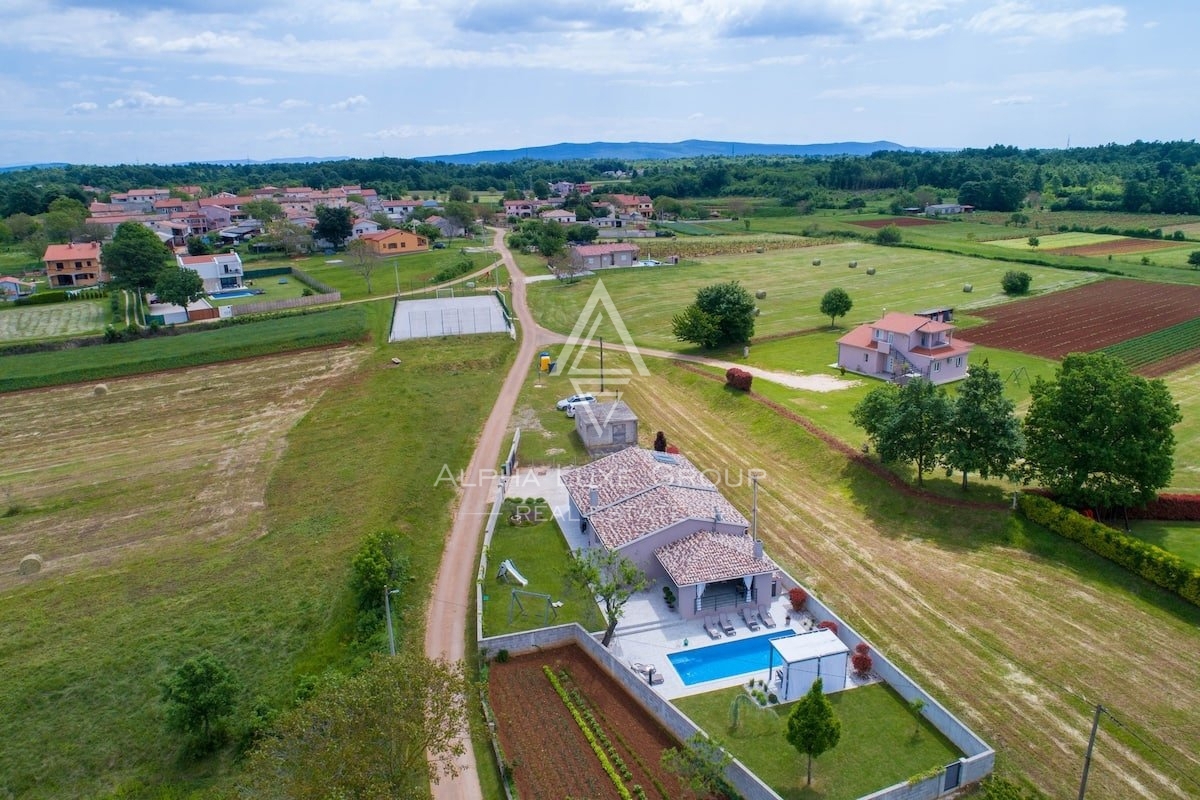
{"left": 656, "top": 530, "right": 775, "bottom": 586}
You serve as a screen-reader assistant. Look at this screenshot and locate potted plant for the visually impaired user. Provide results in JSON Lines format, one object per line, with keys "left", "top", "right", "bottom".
{"left": 662, "top": 586, "right": 677, "bottom": 610}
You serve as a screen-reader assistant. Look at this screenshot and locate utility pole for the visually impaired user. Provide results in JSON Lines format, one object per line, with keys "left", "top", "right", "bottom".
{"left": 1077, "top": 704, "right": 1103, "bottom": 800}
{"left": 751, "top": 474, "right": 758, "bottom": 539}
{"left": 599, "top": 336, "right": 604, "bottom": 392}
{"left": 384, "top": 587, "right": 399, "bottom": 656}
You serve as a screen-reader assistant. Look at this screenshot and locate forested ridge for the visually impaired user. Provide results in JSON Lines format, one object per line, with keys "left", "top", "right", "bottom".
{"left": 1, "top": 139, "right": 1199, "bottom": 216}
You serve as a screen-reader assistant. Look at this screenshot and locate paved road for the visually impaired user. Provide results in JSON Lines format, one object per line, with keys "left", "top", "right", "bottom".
{"left": 425, "top": 228, "right": 543, "bottom": 800}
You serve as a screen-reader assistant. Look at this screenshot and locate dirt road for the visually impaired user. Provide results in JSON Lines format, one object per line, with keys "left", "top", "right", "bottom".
{"left": 425, "top": 228, "right": 543, "bottom": 799}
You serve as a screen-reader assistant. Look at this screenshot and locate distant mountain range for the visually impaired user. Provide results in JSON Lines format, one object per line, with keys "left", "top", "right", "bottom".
{"left": 0, "top": 140, "right": 939, "bottom": 171}
{"left": 415, "top": 139, "right": 936, "bottom": 164}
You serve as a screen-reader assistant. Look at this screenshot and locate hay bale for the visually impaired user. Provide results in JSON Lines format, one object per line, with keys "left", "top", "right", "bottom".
{"left": 963, "top": 283, "right": 974, "bottom": 293}
{"left": 19, "top": 554, "right": 43, "bottom": 575}
{"left": 755, "top": 290, "right": 767, "bottom": 300}
{"left": 849, "top": 260, "right": 858, "bottom": 268}
{"left": 93, "top": 384, "right": 108, "bottom": 396}
{"left": 812, "top": 259, "right": 822, "bottom": 266}
{"left": 865, "top": 267, "right": 876, "bottom": 275}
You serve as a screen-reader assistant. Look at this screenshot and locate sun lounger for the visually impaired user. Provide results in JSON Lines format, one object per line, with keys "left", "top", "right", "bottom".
{"left": 741, "top": 606, "right": 761, "bottom": 631}
{"left": 758, "top": 605, "right": 777, "bottom": 628}
{"left": 703, "top": 616, "right": 723, "bottom": 640}
{"left": 631, "top": 662, "right": 665, "bottom": 685}
{"left": 719, "top": 613, "right": 736, "bottom": 635}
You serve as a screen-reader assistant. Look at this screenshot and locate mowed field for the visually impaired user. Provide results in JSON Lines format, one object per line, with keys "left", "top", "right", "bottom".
{"left": 965, "top": 279, "right": 1200, "bottom": 364}
{"left": 526, "top": 242, "right": 1101, "bottom": 351}
{"left": 617, "top": 360, "right": 1200, "bottom": 799}
{"left": 0, "top": 300, "right": 107, "bottom": 339}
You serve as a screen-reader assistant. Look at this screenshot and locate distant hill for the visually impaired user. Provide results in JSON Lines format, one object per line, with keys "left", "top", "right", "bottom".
{"left": 0, "top": 162, "right": 69, "bottom": 173}
{"left": 415, "top": 139, "right": 933, "bottom": 164}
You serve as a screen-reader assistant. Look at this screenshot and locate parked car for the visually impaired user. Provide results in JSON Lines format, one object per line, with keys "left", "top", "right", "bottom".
{"left": 432, "top": 241, "right": 447, "bottom": 249}
{"left": 555, "top": 393, "right": 595, "bottom": 411}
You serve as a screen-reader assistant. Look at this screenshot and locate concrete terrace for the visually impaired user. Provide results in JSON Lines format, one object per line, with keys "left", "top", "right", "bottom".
{"left": 502, "top": 466, "right": 858, "bottom": 700}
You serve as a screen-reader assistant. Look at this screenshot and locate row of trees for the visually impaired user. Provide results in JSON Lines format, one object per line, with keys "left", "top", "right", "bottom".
{"left": 851, "top": 354, "right": 1181, "bottom": 516}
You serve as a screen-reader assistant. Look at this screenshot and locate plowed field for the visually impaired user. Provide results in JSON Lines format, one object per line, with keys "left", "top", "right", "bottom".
{"left": 488, "top": 644, "right": 704, "bottom": 800}
{"left": 964, "top": 279, "right": 1200, "bottom": 362}
{"left": 1050, "top": 237, "right": 1182, "bottom": 256}
{"left": 850, "top": 217, "right": 945, "bottom": 228}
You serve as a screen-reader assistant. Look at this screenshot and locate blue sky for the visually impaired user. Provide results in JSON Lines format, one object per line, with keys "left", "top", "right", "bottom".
{"left": 0, "top": 0, "right": 1192, "bottom": 165}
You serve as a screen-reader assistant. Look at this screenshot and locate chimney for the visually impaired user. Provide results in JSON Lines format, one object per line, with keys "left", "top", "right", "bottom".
{"left": 589, "top": 486, "right": 599, "bottom": 509}
{"left": 754, "top": 539, "right": 764, "bottom": 561}
{"left": 713, "top": 506, "right": 722, "bottom": 524}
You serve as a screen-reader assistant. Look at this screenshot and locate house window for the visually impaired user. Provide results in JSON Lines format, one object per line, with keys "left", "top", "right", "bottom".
{"left": 955, "top": 357, "right": 963, "bottom": 368}
{"left": 933, "top": 361, "right": 941, "bottom": 372}
{"left": 887, "top": 332, "right": 894, "bottom": 344}
{"left": 863, "top": 353, "right": 869, "bottom": 362}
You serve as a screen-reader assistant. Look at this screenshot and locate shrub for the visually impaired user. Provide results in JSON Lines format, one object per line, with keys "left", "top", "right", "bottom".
{"left": 875, "top": 224, "right": 903, "bottom": 245}
{"left": 817, "top": 620, "right": 838, "bottom": 634}
{"left": 788, "top": 586, "right": 808, "bottom": 611}
{"left": 496, "top": 649, "right": 510, "bottom": 663}
{"left": 725, "top": 367, "right": 752, "bottom": 391}
{"left": 1001, "top": 270, "right": 1032, "bottom": 295}
{"left": 851, "top": 645, "right": 873, "bottom": 675}
{"left": 15, "top": 289, "right": 69, "bottom": 306}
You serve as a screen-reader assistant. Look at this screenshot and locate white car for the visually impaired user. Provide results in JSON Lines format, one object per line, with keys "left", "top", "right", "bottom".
{"left": 556, "top": 393, "right": 596, "bottom": 412}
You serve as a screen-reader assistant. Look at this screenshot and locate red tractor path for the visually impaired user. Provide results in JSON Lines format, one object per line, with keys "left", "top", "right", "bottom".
{"left": 964, "top": 279, "right": 1200, "bottom": 359}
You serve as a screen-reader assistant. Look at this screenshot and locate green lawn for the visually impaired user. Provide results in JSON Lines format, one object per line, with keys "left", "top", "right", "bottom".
{"left": 0, "top": 305, "right": 370, "bottom": 392}
{"left": 247, "top": 237, "right": 497, "bottom": 301}
{"left": 674, "top": 684, "right": 962, "bottom": 800}
{"left": 1126, "top": 521, "right": 1200, "bottom": 568}
{"left": 211, "top": 276, "right": 309, "bottom": 306}
{"left": 525, "top": 243, "right": 1100, "bottom": 352}
{"left": 0, "top": 299, "right": 108, "bottom": 340}
{"left": 481, "top": 512, "right": 603, "bottom": 636}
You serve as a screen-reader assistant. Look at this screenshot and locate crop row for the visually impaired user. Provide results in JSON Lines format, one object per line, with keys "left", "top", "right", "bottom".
{"left": 1101, "top": 316, "right": 1200, "bottom": 368}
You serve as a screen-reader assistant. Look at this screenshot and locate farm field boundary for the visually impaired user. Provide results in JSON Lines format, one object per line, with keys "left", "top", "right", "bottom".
{"left": 965, "top": 279, "right": 1200, "bottom": 361}
{"left": 1052, "top": 238, "right": 1184, "bottom": 257}
{"left": 849, "top": 217, "right": 946, "bottom": 229}
{"left": 1101, "top": 316, "right": 1200, "bottom": 375}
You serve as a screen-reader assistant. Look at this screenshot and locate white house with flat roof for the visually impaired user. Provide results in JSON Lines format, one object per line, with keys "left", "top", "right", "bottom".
{"left": 770, "top": 629, "right": 850, "bottom": 700}
{"left": 177, "top": 252, "right": 244, "bottom": 292}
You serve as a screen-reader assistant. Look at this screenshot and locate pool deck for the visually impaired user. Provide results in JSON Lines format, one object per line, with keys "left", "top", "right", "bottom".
{"left": 503, "top": 467, "right": 858, "bottom": 700}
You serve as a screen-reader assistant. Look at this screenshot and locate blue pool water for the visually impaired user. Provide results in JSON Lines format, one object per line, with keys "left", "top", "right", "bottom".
{"left": 210, "top": 289, "right": 256, "bottom": 299}
{"left": 668, "top": 630, "right": 797, "bottom": 685}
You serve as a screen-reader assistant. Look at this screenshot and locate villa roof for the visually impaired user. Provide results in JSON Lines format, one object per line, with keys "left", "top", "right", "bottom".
{"left": 872, "top": 312, "right": 953, "bottom": 335}
{"left": 572, "top": 242, "right": 639, "bottom": 256}
{"left": 561, "top": 448, "right": 747, "bottom": 550}
{"left": 655, "top": 530, "right": 775, "bottom": 587}
{"left": 43, "top": 242, "right": 101, "bottom": 261}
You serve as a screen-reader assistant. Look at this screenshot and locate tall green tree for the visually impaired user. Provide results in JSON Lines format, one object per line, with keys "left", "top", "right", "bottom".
{"left": 239, "top": 653, "right": 470, "bottom": 799}
{"left": 103, "top": 221, "right": 171, "bottom": 291}
{"left": 1023, "top": 352, "right": 1180, "bottom": 518}
{"left": 672, "top": 280, "right": 756, "bottom": 349}
{"left": 852, "top": 378, "right": 952, "bottom": 486}
{"left": 160, "top": 652, "right": 239, "bottom": 752}
{"left": 313, "top": 205, "right": 354, "bottom": 249}
{"left": 671, "top": 304, "right": 721, "bottom": 349}
{"left": 819, "top": 288, "right": 853, "bottom": 328}
{"left": 242, "top": 198, "right": 284, "bottom": 223}
{"left": 567, "top": 548, "right": 648, "bottom": 647}
{"left": 942, "top": 364, "right": 1023, "bottom": 489}
{"left": 153, "top": 267, "right": 205, "bottom": 309}
{"left": 785, "top": 678, "right": 841, "bottom": 787}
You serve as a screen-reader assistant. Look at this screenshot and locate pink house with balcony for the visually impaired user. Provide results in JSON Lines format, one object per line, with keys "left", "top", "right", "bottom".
{"left": 837, "top": 310, "right": 973, "bottom": 385}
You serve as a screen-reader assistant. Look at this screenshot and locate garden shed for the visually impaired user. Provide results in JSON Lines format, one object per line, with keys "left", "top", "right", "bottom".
{"left": 574, "top": 401, "right": 638, "bottom": 455}
{"left": 770, "top": 629, "right": 849, "bottom": 701}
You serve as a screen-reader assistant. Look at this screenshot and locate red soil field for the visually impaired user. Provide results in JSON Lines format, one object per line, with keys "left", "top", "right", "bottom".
{"left": 488, "top": 644, "right": 706, "bottom": 800}
{"left": 965, "top": 279, "right": 1200, "bottom": 360}
{"left": 850, "top": 217, "right": 945, "bottom": 229}
{"left": 1048, "top": 237, "right": 1184, "bottom": 256}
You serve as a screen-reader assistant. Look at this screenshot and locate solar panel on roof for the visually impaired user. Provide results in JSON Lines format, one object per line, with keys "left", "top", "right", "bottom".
{"left": 651, "top": 452, "right": 677, "bottom": 464}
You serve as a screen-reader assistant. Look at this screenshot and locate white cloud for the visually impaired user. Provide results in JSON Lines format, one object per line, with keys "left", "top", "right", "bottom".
{"left": 67, "top": 102, "right": 98, "bottom": 114}
{"left": 278, "top": 99, "right": 310, "bottom": 110}
{"left": 364, "top": 124, "right": 475, "bottom": 140}
{"left": 992, "top": 95, "right": 1034, "bottom": 105}
{"left": 200, "top": 74, "right": 277, "bottom": 86}
{"left": 108, "top": 91, "right": 183, "bottom": 110}
{"left": 328, "top": 94, "right": 368, "bottom": 111}
{"left": 264, "top": 123, "right": 338, "bottom": 140}
{"left": 967, "top": 2, "right": 1126, "bottom": 40}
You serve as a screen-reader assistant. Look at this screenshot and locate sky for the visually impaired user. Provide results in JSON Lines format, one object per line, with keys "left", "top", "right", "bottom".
{"left": 0, "top": 0, "right": 1194, "bottom": 166}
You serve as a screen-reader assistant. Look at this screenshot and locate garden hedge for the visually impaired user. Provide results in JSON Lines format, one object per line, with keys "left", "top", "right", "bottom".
{"left": 1017, "top": 494, "right": 1200, "bottom": 606}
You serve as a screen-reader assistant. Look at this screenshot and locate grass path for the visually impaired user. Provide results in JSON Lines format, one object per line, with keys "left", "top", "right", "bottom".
{"left": 619, "top": 361, "right": 1200, "bottom": 799}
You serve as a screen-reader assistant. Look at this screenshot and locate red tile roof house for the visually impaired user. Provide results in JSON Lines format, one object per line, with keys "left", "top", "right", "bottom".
{"left": 569, "top": 242, "right": 639, "bottom": 270}
{"left": 561, "top": 447, "right": 776, "bottom": 620}
{"left": 43, "top": 242, "right": 105, "bottom": 287}
{"left": 177, "top": 252, "right": 245, "bottom": 292}
{"left": 837, "top": 311, "right": 973, "bottom": 385}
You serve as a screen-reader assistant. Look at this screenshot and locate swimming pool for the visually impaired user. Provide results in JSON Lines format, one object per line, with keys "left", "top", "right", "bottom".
{"left": 668, "top": 629, "right": 797, "bottom": 685}
{"left": 210, "top": 289, "right": 256, "bottom": 299}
